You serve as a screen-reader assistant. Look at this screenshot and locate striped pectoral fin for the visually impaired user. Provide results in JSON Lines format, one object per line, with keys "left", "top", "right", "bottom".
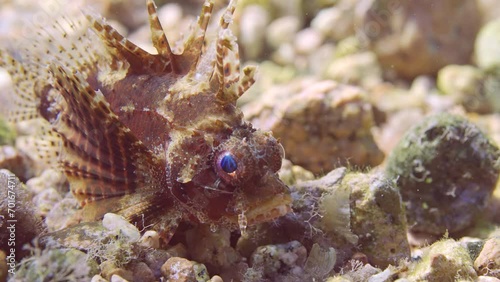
{"left": 49, "top": 65, "right": 163, "bottom": 205}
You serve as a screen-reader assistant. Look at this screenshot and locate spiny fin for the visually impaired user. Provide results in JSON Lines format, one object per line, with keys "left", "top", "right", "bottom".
{"left": 85, "top": 13, "right": 172, "bottom": 74}
{"left": 49, "top": 65, "right": 164, "bottom": 205}
{"left": 178, "top": 0, "right": 214, "bottom": 72}
{"left": 147, "top": 0, "right": 179, "bottom": 73}
{"left": 212, "top": 0, "right": 256, "bottom": 103}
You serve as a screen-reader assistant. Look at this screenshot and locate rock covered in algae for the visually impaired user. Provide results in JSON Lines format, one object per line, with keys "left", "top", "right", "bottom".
{"left": 386, "top": 113, "right": 500, "bottom": 235}
{"left": 243, "top": 79, "right": 384, "bottom": 174}
{"left": 237, "top": 167, "right": 410, "bottom": 270}
{"left": 249, "top": 240, "right": 308, "bottom": 281}
{"left": 12, "top": 247, "right": 99, "bottom": 282}
{"left": 402, "top": 239, "right": 477, "bottom": 281}
{"left": 344, "top": 170, "right": 410, "bottom": 268}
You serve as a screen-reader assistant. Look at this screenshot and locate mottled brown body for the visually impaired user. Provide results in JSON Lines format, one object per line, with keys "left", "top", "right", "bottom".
{"left": 0, "top": 0, "right": 291, "bottom": 242}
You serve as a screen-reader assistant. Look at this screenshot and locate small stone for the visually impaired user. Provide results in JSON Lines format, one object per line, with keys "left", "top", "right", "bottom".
{"left": 250, "top": 241, "right": 308, "bottom": 280}
{"left": 129, "top": 262, "right": 156, "bottom": 282}
{"left": 459, "top": 237, "right": 485, "bottom": 262}
{"left": 239, "top": 5, "right": 270, "bottom": 60}
{"left": 475, "top": 237, "right": 500, "bottom": 278}
{"left": 437, "top": 64, "right": 490, "bottom": 113}
{"left": 102, "top": 213, "right": 141, "bottom": 243}
{"left": 26, "top": 168, "right": 67, "bottom": 194}
{"left": 101, "top": 261, "right": 133, "bottom": 282}
{"left": 325, "top": 52, "right": 382, "bottom": 89}
{"left": 111, "top": 274, "right": 131, "bottom": 282}
{"left": 161, "top": 257, "right": 209, "bottom": 282}
{"left": 32, "top": 187, "right": 62, "bottom": 217}
{"left": 334, "top": 36, "right": 362, "bottom": 58}
{"left": 266, "top": 16, "right": 300, "bottom": 49}
{"left": 294, "top": 28, "right": 324, "bottom": 55}
{"left": 311, "top": 4, "right": 355, "bottom": 41}
{"left": 45, "top": 197, "right": 80, "bottom": 232}
{"left": 475, "top": 19, "right": 500, "bottom": 71}
{"left": 478, "top": 276, "right": 500, "bottom": 282}
{"left": 278, "top": 159, "right": 315, "bottom": 186}
{"left": 209, "top": 275, "right": 224, "bottom": 282}
{"left": 140, "top": 230, "right": 160, "bottom": 249}
{"left": 91, "top": 275, "right": 108, "bottom": 282}
{"left": 0, "top": 145, "right": 31, "bottom": 181}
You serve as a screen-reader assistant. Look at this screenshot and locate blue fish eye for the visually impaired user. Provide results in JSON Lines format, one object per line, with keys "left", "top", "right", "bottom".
{"left": 220, "top": 153, "right": 238, "bottom": 173}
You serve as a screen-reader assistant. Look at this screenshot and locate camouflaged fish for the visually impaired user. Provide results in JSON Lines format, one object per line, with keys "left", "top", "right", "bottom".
{"left": 0, "top": 0, "right": 291, "bottom": 242}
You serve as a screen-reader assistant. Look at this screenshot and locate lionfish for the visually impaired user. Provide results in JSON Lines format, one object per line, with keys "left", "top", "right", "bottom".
{"left": 0, "top": 0, "right": 291, "bottom": 242}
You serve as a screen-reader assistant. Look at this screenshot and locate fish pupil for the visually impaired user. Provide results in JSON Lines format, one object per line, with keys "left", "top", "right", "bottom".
{"left": 220, "top": 153, "right": 238, "bottom": 173}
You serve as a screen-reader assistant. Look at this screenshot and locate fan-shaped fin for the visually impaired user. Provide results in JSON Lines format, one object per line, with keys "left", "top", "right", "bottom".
{"left": 0, "top": 50, "right": 42, "bottom": 122}
{"left": 49, "top": 65, "right": 164, "bottom": 205}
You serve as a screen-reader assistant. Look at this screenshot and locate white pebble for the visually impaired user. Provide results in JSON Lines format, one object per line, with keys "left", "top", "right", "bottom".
{"left": 139, "top": 230, "right": 160, "bottom": 249}
{"left": 102, "top": 213, "right": 140, "bottom": 243}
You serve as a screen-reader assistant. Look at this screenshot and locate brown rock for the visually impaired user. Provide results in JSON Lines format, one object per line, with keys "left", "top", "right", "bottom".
{"left": 357, "top": 0, "right": 481, "bottom": 79}
{"left": 243, "top": 79, "right": 384, "bottom": 174}
{"left": 100, "top": 261, "right": 133, "bottom": 282}
{"left": 0, "top": 146, "right": 33, "bottom": 182}
{"left": 129, "top": 262, "right": 156, "bottom": 282}
{"left": 475, "top": 238, "right": 500, "bottom": 278}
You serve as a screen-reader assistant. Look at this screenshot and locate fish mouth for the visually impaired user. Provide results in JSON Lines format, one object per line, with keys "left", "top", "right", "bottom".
{"left": 245, "top": 194, "right": 292, "bottom": 225}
